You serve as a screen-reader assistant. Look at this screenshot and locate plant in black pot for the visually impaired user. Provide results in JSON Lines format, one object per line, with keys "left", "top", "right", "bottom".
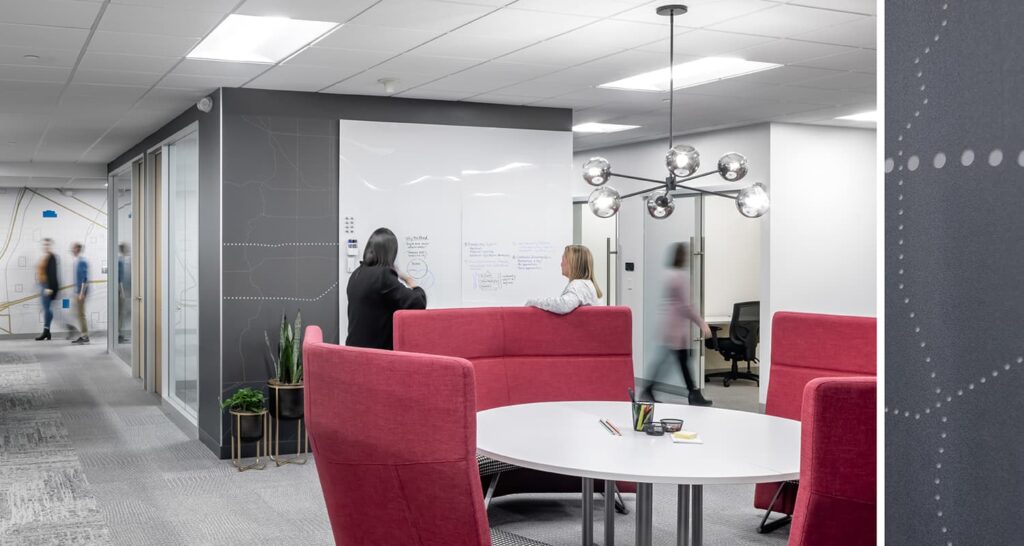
{"left": 265, "top": 311, "right": 309, "bottom": 465}
{"left": 221, "top": 387, "right": 268, "bottom": 471}
{"left": 265, "top": 311, "right": 304, "bottom": 420}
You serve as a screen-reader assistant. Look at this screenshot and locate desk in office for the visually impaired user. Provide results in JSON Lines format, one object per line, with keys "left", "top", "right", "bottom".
{"left": 477, "top": 401, "right": 800, "bottom": 546}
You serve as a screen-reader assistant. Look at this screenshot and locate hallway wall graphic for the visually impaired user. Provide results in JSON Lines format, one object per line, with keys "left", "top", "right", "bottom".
{"left": 0, "top": 187, "right": 108, "bottom": 336}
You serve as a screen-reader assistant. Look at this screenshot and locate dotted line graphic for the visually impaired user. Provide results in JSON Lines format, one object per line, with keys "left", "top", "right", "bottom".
{"left": 223, "top": 281, "right": 338, "bottom": 302}
{"left": 882, "top": 3, "right": 956, "bottom": 544}
{"left": 223, "top": 242, "right": 339, "bottom": 247}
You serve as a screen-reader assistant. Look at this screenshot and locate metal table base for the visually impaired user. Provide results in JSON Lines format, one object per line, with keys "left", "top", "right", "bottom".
{"left": 585, "top": 481, "right": 704, "bottom": 546}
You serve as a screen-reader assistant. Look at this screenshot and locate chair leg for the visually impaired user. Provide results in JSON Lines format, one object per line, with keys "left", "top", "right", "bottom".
{"left": 614, "top": 489, "right": 629, "bottom": 515}
{"left": 757, "top": 481, "right": 795, "bottom": 534}
{"left": 484, "top": 472, "right": 501, "bottom": 509}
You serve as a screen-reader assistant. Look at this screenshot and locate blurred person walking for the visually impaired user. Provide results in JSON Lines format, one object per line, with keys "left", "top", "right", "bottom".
{"left": 70, "top": 242, "right": 90, "bottom": 344}
{"left": 35, "top": 238, "right": 59, "bottom": 341}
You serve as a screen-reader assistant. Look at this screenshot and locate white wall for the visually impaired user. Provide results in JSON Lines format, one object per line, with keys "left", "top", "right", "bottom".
{"left": 574, "top": 124, "right": 769, "bottom": 378}
{"left": 760, "top": 123, "right": 877, "bottom": 403}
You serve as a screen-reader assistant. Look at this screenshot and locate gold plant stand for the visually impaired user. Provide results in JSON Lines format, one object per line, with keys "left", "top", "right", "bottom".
{"left": 268, "top": 381, "right": 310, "bottom": 467}
{"left": 230, "top": 410, "right": 268, "bottom": 472}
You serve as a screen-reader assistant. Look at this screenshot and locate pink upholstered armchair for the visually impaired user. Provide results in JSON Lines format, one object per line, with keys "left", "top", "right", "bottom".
{"left": 789, "top": 377, "right": 877, "bottom": 546}
{"left": 302, "top": 325, "right": 547, "bottom": 546}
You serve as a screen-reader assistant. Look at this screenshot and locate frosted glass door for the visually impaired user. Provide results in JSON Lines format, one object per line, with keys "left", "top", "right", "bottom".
{"left": 641, "top": 193, "right": 703, "bottom": 392}
{"left": 166, "top": 132, "right": 199, "bottom": 417}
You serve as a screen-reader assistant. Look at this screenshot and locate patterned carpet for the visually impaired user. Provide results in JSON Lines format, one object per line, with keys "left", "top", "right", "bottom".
{"left": 0, "top": 338, "right": 786, "bottom": 546}
{"left": 0, "top": 347, "right": 111, "bottom": 545}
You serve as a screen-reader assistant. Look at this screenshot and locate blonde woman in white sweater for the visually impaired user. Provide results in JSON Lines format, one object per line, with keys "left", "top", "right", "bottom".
{"left": 526, "top": 245, "right": 602, "bottom": 314}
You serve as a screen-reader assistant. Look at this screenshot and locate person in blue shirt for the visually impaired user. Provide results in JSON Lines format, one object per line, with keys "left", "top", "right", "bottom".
{"left": 70, "top": 242, "right": 89, "bottom": 344}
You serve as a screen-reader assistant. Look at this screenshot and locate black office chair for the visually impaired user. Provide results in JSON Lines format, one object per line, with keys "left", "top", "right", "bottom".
{"left": 704, "top": 301, "right": 760, "bottom": 387}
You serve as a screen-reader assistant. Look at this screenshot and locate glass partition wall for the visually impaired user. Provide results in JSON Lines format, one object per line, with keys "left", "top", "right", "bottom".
{"left": 163, "top": 129, "right": 200, "bottom": 421}
{"left": 110, "top": 163, "right": 137, "bottom": 367}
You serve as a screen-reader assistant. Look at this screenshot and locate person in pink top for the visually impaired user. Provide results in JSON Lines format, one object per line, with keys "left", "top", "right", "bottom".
{"left": 643, "top": 242, "right": 713, "bottom": 406}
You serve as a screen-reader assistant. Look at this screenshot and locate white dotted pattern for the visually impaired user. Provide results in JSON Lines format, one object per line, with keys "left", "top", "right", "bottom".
{"left": 223, "top": 281, "right": 339, "bottom": 302}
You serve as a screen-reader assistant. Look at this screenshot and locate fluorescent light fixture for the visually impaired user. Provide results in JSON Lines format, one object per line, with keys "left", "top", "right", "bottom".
{"left": 835, "top": 110, "right": 878, "bottom": 122}
{"left": 599, "top": 57, "right": 782, "bottom": 92}
{"left": 572, "top": 122, "right": 641, "bottom": 134}
{"left": 187, "top": 14, "right": 339, "bottom": 64}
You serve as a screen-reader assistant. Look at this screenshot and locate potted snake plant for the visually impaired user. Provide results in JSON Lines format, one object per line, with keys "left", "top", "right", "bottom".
{"left": 266, "top": 311, "right": 304, "bottom": 421}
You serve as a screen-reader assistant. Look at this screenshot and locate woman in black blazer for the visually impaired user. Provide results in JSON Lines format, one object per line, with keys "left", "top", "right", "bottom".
{"left": 346, "top": 228, "right": 426, "bottom": 350}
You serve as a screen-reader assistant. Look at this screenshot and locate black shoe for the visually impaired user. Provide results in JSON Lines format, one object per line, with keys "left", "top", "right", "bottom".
{"left": 72, "top": 336, "right": 90, "bottom": 345}
{"left": 687, "top": 390, "right": 713, "bottom": 406}
{"left": 35, "top": 329, "right": 51, "bottom": 341}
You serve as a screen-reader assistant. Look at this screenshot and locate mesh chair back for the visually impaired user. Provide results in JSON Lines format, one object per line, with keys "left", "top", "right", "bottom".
{"left": 730, "top": 301, "right": 760, "bottom": 358}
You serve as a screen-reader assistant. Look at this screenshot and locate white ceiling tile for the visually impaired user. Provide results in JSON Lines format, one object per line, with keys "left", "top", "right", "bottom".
{"left": 488, "top": 78, "right": 582, "bottom": 100}
{"left": 314, "top": 24, "right": 441, "bottom": 53}
{"left": 409, "top": 29, "right": 531, "bottom": 60}
{"left": 62, "top": 83, "right": 150, "bottom": 106}
{"left": 0, "top": 64, "right": 71, "bottom": 84}
{"left": 245, "top": 64, "right": 354, "bottom": 92}
{"left": 327, "top": 70, "right": 444, "bottom": 95}
{"left": 158, "top": 73, "right": 250, "bottom": 90}
{"left": 0, "top": 46, "right": 81, "bottom": 68}
{"left": 351, "top": 0, "right": 496, "bottom": 32}
{"left": 0, "top": 81, "right": 63, "bottom": 113}
{"left": 634, "top": 29, "right": 774, "bottom": 57}
{"left": 732, "top": 39, "right": 857, "bottom": 66}
{"left": 72, "top": 68, "right": 163, "bottom": 87}
{"left": 722, "top": 64, "right": 843, "bottom": 86}
{"left": 710, "top": 4, "right": 865, "bottom": 38}
{"left": 385, "top": 88, "right": 469, "bottom": 101}
{"left": 283, "top": 46, "right": 393, "bottom": 70}
{"left": 794, "top": 17, "right": 876, "bottom": 49}
{"left": 373, "top": 54, "right": 482, "bottom": 77}
{"left": 457, "top": 8, "right": 598, "bottom": 42}
{"left": 784, "top": 0, "right": 875, "bottom": 16}
{"left": 98, "top": 4, "right": 226, "bottom": 38}
{"left": 512, "top": 0, "right": 650, "bottom": 17}
{"left": 79, "top": 51, "right": 180, "bottom": 73}
{"left": 172, "top": 59, "right": 268, "bottom": 79}
{"left": 0, "top": 0, "right": 102, "bottom": 29}
{"left": 499, "top": 20, "right": 665, "bottom": 66}
{"left": 236, "top": 0, "right": 378, "bottom": 22}
{"left": 0, "top": 23, "right": 90, "bottom": 51}
{"left": 87, "top": 31, "right": 199, "bottom": 58}
{"left": 573, "top": 49, "right": 684, "bottom": 83}
{"left": 794, "top": 47, "right": 875, "bottom": 72}
{"left": 110, "top": 0, "right": 238, "bottom": 10}
{"left": 613, "top": 0, "right": 769, "bottom": 27}
{"left": 791, "top": 70, "right": 875, "bottom": 92}
{"left": 465, "top": 93, "right": 543, "bottom": 106}
{"left": 432, "top": 0, "right": 510, "bottom": 5}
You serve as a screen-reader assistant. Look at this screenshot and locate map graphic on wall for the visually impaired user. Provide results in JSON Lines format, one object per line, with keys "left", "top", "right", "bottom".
{"left": 338, "top": 120, "right": 572, "bottom": 335}
{"left": 0, "top": 187, "right": 108, "bottom": 335}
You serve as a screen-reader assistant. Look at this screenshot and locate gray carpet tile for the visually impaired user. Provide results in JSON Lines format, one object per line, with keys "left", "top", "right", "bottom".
{"left": 1, "top": 337, "right": 787, "bottom": 545}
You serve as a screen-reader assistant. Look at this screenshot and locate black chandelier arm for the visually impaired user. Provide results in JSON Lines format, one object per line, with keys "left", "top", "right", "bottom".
{"left": 673, "top": 170, "right": 720, "bottom": 183}
{"left": 619, "top": 185, "right": 668, "bottom": 200}
{"left": 609, "top": 172, "right": 667, "bottom": 185}
{"left": 676, "top": 184, "right": 740, "bottom": 200}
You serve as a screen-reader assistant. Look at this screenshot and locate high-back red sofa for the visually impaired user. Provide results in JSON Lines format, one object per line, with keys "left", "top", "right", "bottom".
{"left": 756, "top": 311, "right": 876, "bottom": 530}
{"left": 393, "top": 306, "right": 635, "bottom": 498}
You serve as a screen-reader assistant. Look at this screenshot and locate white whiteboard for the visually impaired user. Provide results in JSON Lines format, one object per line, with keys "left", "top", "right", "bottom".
{"left": 338, "top": 120, "right": 572, "bottom": 338}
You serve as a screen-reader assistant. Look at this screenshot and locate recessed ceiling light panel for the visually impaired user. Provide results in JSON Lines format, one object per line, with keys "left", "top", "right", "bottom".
{"left": 572, "top": 122, "right": 641, "bottom": 133}
{"left": 599, "top": 57, "right": 782, "bottom": 92}
{"left": 187, "top": 14, "right": 339, "bottom": 64}
{"left": 835, "top": 110, "right": 877, "bottom": 122}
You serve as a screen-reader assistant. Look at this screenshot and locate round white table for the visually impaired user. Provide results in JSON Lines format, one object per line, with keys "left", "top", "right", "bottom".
{"left": 477, "top": 401, "right": 800, "bottom": 546}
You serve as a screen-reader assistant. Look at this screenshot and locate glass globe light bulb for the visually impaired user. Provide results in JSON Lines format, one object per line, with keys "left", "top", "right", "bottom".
{"left": 582, "top": 157, "right": 612, "bottom": 186}
{"left": 646, "top": 190, "right": 675, "bottom": 219}
{"left": 717, "top": 152, "right": 748, "bottom": 182}
{"left": 736, "top": 182, "right": 770, "bottom": 218}
{"left": 666, "top": 144, "right": 700, "bottom": 177}
{"left": 588, "top": 186, "right": 621, "bottom": 218}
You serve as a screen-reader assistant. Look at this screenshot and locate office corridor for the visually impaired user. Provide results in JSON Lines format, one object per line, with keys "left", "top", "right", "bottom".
{"left": 0, "top": 339, "right": 785, "bottom": 546}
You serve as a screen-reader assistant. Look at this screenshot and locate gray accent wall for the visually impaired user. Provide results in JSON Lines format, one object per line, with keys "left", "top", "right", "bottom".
{"left": 218, "top": 88, "right": 570, "bottom": 456}
{"left": 886, "top": 2, "right": 1024, "bottom": 543}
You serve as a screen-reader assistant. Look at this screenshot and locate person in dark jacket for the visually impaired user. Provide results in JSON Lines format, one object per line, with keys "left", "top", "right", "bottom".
{"left": 346, "top": 227, "right": 426, "bottom": 350}
{"left": 36, "top": 238, "right": 59, "bottom": 340}
{"left": 70, "top": 242, "right": 89, "bottom": 344}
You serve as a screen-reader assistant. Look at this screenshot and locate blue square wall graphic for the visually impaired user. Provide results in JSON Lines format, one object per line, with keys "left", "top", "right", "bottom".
{"left": 42, "top": 210, "right": 57, "bottom": 218}
{"left": 62, "top": 299, "right": 70, "bottom": 309}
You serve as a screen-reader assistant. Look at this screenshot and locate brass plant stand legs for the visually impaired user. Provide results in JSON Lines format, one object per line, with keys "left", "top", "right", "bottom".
{"left": 269, "top": 411, "right": 310, "bottom": 466}
{"left": 231, "top": 412, "right": 268, "bottom": 472}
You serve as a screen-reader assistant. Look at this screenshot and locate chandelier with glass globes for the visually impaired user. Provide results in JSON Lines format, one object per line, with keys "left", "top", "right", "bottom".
{"left": 582, "top": 4, "right": 771, "bottom": 221}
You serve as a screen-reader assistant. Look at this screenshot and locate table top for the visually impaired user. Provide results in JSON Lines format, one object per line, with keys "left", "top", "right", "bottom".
{"left": 477, "top": 401, "right": 800, "bottom": 485}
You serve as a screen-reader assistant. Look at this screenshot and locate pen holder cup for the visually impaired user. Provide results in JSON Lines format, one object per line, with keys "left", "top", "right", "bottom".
{"left": 631, "top": 401, "right": 654, "bottom": 432}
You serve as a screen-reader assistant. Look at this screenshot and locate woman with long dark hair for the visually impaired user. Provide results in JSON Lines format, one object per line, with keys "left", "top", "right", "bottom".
{"left": 345, "top": 227, "right": 426, "bottom": 350}
{"left": 35, "top": 238, "right": 59, "bottom": 341}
